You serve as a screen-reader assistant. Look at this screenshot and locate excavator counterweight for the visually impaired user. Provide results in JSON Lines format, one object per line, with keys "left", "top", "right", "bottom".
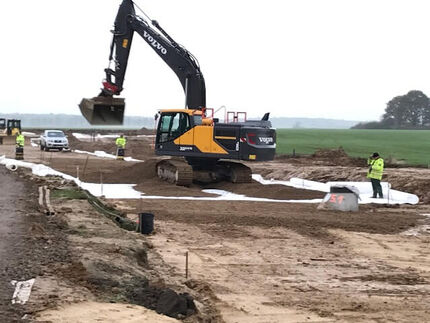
{"left": 79, "top": 96, "right": 125, "bottom": 125}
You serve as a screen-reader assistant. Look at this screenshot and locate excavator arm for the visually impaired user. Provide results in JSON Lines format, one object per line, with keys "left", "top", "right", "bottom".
{"left": 80, "top": 0, "right": 206, "bottom": 125}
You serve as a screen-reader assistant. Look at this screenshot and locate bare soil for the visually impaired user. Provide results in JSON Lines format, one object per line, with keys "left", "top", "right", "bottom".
{"left": 0, "top": 167, "right": 74, "bottom": 322}
{"left": 1, "top": 132, "right": 430, "bottom": 322}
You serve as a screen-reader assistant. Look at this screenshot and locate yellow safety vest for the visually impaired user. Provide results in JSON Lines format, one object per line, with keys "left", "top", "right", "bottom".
{"left": 16, "top": 135, "right": 25, "bottom": 147}
{"left": 367, "top": 157, "right": 384, "bottom": 180}
{"left": 116, "top": 137, "right": 126, "bottom": 148}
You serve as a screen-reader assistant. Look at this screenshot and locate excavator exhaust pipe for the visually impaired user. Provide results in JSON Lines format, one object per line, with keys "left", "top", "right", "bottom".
{"left": 79, "top": 96, "right": 125, "bottom": 125}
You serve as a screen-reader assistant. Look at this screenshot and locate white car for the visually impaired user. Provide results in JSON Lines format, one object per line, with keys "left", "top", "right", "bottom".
{"left": 40, "top": 130, "right": 69, "bottom": 151}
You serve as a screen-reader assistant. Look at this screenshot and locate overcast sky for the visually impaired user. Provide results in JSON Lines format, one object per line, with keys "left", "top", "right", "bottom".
{"left": 1, "top": 0, "right": 430, "bottom": 121}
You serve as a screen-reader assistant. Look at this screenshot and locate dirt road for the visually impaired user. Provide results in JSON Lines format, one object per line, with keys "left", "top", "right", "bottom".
{"left": 0, "top": 167, "right": 30, "bottom": 321}
{"left": 0, "top": 167, "right": 70, "bottom": 322}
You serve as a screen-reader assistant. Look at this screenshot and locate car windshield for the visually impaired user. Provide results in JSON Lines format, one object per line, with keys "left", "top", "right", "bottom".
{"left": 47, "top": 131, "right": 65, "bottom": 137}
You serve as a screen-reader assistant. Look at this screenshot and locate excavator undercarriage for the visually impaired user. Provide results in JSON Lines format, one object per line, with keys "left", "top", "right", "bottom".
{"left": 156, "top": 158, "right": 252, "bottom": 186}
{"left": 156, "top": 159, "right": 194, "bottom": 186}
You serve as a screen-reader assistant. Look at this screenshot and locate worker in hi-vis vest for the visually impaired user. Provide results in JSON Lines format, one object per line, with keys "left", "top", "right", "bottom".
{"left": 367, "top": 152, "right": 384, "bottom": 198}
{"left": 115, "top": 134, "right": 126, "bottom": 160}
{"left": 116, "top": 135, "right": 126, "bottom": 149}
{"left": 15, "top": 131, "right": 25, "bottom": 160}
{"left": 16, "top": 132, "right": 25, "bottom": 147}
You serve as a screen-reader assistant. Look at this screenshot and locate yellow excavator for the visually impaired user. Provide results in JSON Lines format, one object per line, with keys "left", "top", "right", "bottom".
{"left": 79, "top": 0, "right": 276, "bottom": 185}
{"left": 0, "top": 119, "right": 21, "bottom": 145}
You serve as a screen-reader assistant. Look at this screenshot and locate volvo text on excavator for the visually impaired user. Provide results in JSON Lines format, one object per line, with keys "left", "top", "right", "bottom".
{"left": 79, "top": 0, "right": 276, "bottom": 185}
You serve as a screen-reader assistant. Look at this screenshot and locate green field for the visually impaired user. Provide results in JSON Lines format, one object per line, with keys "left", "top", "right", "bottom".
{"left": 276, "top": 129, "right": 430, "bottom": 166}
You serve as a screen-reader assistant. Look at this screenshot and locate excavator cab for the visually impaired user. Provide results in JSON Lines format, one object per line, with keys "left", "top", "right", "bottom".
{"left": 7, "top": 119, "right": 21, "bottom": 136}
{"left": 1, "top": 119, "right": 21, "bottom": 144}
{"left": 79, "top": 96, "right": 125, "bottom": 125}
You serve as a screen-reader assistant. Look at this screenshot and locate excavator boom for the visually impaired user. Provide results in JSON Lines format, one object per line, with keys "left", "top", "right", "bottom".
{"left": 80, "top": 0, "right": 205, "bottom": 125}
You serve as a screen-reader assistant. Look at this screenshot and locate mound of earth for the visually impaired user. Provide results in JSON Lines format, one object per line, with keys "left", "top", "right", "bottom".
{"left": 276, "top": 148, "right": 366, "bottom": 167}
{"left": 61, "top": 159, "right": 159, "bottom": 184}
{"left": 312, "top": 147, "right": 350, "bottom": 159}
{"left": 311, "top": 148, "right": 365, "bottom": 167}
{"left": 385, "top": 174, "right": 430, "bottom": 204}
{"left": 65, "top": 131, "right": 155, "bottom": 160}
{"left": 107, "top": 159, "right": 159, "bottom": 183}
{"left": 67, "top": 135, "right": 114, "bottom": 153}
{"left": 202, "top": 181, "right": 325, "bottom": 200}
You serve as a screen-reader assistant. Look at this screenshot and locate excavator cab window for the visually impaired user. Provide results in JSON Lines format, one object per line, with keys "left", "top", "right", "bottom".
{"left": 192, "top": 115, "right": 202, "bottom": 126}
{"left": 0, "top": 119, "right": 5, "bottom": 129}
{"left": 6, "top": 119, "right": 21, "bottom": 136}
{"left": 158, "top": 112, "right": 190, "bottom": 143}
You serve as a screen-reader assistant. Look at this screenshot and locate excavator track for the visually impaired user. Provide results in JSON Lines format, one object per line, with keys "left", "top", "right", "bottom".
{"left": 156, "top": 159, "right": 193, "bottom": 186}
{"left": 217, "top": 161, "right": 252, "bottom": 183}
{"left": 156, "top": 159, "right": 252, "bottom": 186}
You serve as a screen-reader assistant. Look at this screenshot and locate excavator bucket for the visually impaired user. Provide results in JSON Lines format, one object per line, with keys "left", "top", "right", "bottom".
{"left": 79, "top": 96, "right": 125, "bottom": 125}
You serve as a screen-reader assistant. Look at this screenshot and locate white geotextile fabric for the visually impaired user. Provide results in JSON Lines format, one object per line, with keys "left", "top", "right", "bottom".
{"left": 0, "top": 156, "right": 419, "bottom": 204}
{"left": 252, "top": 175, "right": 419, "bottom": 205}
{"left": 72, "top": 133, "right": 120, "bottom": 139}
{"left": 73, "top": 149, "right": 142, "bottom": 162}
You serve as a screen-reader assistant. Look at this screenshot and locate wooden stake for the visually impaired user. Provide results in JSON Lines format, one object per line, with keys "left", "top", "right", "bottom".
{"left": 38, "top": 186, "right": 44, "bottom": 208}
{"left": 82, "top": 155, "right": 90, "bottom": 178}
{"left": 139, "top": 193, "right": 144, "bottom": 211}
{"left": 185, "top": 251, "right": 189, "bottom": 279}
{"left": 100, "top": 172, "right": 103, "bottom": 196}
{"left": 45, "top": 188, "right": 55, "bottom": 216}
{"left": 388, "top": 182, "right": 391, "bottom": 204}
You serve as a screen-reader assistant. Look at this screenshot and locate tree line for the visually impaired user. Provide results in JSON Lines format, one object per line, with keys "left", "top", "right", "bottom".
{"left": 353, "top": 90, "right": 430, "bottom": 129}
